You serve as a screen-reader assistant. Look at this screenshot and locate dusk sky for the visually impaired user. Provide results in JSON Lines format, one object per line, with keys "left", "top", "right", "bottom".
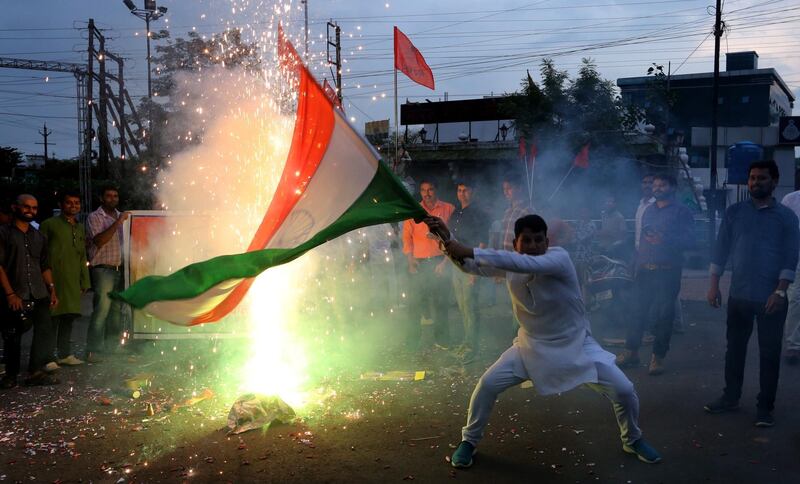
{"left": 1, "top": 0, "right": 798, "bottom": 158}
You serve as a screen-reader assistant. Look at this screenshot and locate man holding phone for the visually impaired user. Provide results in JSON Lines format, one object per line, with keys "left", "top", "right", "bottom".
{"left": 616, "top": 174, "right": 694, "bottom": 375}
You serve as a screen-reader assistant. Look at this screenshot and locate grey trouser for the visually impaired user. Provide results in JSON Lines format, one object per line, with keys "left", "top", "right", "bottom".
{"left": 461, "top": 345, "right": 642, "bottom": 446}
{"left": 786, "top": 276, "right": 800, "bottom": 351}
{"left": 452, "top": 270, "right": 479, "bottom": 351}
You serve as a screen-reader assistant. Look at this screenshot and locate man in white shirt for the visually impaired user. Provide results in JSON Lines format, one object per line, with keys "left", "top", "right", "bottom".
{"left": 424, "top": 214, "right": 662, "bottom": 468}
{"left": 635, "top": 174, "right": 655, "bottom": 251}
{"left": 781, "top": 189, "right": 800, "bottom": 364}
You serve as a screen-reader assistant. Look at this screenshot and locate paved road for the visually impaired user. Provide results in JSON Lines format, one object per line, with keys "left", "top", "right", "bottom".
{"left": 1, "top": 274, "right": 799, "bottom": 483}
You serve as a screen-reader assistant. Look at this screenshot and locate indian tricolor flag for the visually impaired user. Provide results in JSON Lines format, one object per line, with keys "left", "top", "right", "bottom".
{"left": 115, "top": 28, "right": 426, "bottom": 325}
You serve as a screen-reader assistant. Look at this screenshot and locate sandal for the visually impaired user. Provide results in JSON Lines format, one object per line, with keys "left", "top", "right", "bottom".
{"left": 24, "top": 371, "right": 61, "bottom": 386}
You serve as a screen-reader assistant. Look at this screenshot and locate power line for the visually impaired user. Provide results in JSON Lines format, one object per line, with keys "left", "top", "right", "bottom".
{"left": 0, "top": 111, "right": 77, "bottom": 119}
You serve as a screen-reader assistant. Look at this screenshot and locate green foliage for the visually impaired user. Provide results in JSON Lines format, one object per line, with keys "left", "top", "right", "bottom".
{"left": 0, "top": 146, "right": 23, "bottom": 178}
{"left": 0, "top": 159, "right": 81, "bottom": 216}
{"left": 622, "top": 63, "right": 676, "bottom": 133}
{"left": 506, "top": 58, "right": 627, "bottom": 152}
{"left": 138, "top": 29, "right": 261, "bottom": 160}
{"left": 504, "top": 70, "right": 551, "bottom": 143}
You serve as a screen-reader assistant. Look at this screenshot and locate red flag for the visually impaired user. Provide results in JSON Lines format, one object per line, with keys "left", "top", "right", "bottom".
{"left": 518, "top": 137, "right": 527, "bottom": 160}
{"left": 323, "top": 79, "right": 343, "bottom": 110}
{"left": 573, "top": 144, "right": 590, "bottom": 169}
{"left": 394, "top": 27, "right": 435, "bottom": 90}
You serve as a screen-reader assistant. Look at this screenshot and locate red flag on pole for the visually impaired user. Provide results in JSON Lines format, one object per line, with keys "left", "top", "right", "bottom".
{"left": 573, "top": 143, "right": 590, "bottom": 169}
{"left": 518, "top": 137, "right": 527, "bottom": 160}
{"left": 394, "top": 27, "right": 435, "bottom": 90}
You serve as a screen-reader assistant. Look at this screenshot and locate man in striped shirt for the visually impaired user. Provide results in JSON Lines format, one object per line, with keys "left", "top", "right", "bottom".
{"left": 500, "top": 175, "right": 533, "bottom": 251}
{"left": 85, "top": 186, "right": 129, "bottom": 362}
{"left": 500, "top": 174, "right": 532, "bottom": 336}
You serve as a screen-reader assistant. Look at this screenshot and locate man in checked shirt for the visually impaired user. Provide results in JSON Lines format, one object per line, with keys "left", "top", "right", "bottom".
{"left": 85, "top": 186, "right": 129, "bottom": 362}
{"left": 500, "top": 173, "right": 533, "bottom": 336}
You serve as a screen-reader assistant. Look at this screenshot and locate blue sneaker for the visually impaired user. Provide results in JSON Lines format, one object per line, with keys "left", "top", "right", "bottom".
{"left": 623, "top": 439, "right": 662, "bottom": 464}
{"left": 451, "top": 441, "right": 476, "bottom": 468}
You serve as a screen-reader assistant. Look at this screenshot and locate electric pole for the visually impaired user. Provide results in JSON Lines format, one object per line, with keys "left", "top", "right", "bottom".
{"left": 326, "top": 20, "right": 342, "bottom": 102}
{"left": 36, "top": 123, "right": 54, "bottom": 163}
{"left": 709, "top": 0, "right": 724, "bottom": 253}
{"left": 302, "top": 0, "right": 309, "bottom": 59}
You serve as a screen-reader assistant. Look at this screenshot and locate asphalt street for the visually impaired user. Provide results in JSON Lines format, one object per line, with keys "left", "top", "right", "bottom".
{"left": 1, "top": 271, "right": 799, "bottom": 483}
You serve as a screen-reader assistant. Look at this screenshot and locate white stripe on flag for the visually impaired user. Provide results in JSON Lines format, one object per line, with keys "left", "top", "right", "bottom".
{"left": 268, "top": 111, "right": 379, "bottom": 249}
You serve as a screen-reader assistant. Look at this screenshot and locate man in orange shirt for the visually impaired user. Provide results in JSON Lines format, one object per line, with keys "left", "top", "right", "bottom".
{"left": 403, "top": 179, "right": 455, "bottom": 351}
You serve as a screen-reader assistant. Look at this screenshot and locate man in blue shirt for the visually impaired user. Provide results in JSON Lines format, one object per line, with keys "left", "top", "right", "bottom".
{"left": 449, "top": 180, "right": 489, "bottom": 364}
{"left": 616, "top": 174, "right": 694, "bottom": 375}
{"left": 705, "top": 160, "right": 799, "bottom": 427}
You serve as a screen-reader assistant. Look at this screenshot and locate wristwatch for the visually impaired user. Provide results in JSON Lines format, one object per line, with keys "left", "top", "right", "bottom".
{"left": 774, "top": 289, "right": 787, "bottom": 298}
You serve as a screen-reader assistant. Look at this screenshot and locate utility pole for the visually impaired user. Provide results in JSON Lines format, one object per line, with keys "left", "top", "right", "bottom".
{"left": 0, "top": 56, "right": 91, "bottom": 212}
{"left": 87, "top": 18, "right": 96, "bottom": 175}
{"left": 36, "top": 123, "right": 54, "bottom": 163}
{"left": 326, "top": 20, "right": 342, "bottom": 103}
{"left": 302, "top": 0, "right": 309, "bottom": 59}
{"left": 97, "top": 27, "right": 110, "bottom": 174}
{"left": 709, "top": 0, "right": 724, "bottom": 253}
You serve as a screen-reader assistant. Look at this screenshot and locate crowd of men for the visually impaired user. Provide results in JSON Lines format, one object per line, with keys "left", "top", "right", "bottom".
{"left": 402, "top": 160, "right": 800, "bottom": 431}
{"left": 0, "top": 186, "right": 127, "bottom": 388}
{"left": 3, "top": 160, "right": 800, "bottom": 434}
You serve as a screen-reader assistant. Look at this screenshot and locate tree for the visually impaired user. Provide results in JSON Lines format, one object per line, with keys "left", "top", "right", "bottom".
{"left": 540, "top": 58, "right": 570, "bottom": 130}
{"left": 0, "top": 146, "right": 23, "bottom": 178}
{"left": 137, "top": 29, "right": 261, "bottom": 160}
{"left": 503, "top": 58, "right": 643, "bottom": 212}
{"left": 622, "top": 63, "right": 676, "bottom": 133}
{"left": 567, "top": 58, "right": 626, "bottom": 149}
{"left": 504, "top": 70, "right": 551, "bottom": 141}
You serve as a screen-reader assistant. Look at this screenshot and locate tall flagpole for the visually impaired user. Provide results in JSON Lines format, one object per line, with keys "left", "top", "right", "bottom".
{"left": 394, "top": 65, "right": 399, "bottom": 170}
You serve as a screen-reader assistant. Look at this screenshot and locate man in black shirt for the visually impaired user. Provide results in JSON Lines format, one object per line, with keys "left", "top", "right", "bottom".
{"left": 450, "top": 180, "right": 489, "bottom": 363}
{"left": 0, "top": 194, "right": 59, "bottom": 388}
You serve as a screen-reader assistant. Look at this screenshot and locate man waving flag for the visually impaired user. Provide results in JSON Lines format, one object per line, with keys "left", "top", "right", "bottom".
{"left": 114, "top": 27, "right": 426, "bottom": 325}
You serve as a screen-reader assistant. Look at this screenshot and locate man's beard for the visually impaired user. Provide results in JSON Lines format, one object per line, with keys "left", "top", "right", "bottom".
{"left": 14, "top": 211, "right": 33, "bottom": 222}
{"left": 749, "top": 186, "right": 772, "bottom": 199}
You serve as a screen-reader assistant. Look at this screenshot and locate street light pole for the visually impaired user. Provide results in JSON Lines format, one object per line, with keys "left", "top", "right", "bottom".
{"left": 122, "top": 0, "right": 167, "bottom": 99}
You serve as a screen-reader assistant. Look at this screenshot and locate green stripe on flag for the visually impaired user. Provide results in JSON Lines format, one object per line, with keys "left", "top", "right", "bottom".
{"left": 114, "top": 161, "right": 426, "bottom": 309}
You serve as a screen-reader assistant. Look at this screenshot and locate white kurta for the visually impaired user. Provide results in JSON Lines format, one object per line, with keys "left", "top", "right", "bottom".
{"left": 461, "top": 246, "right": 615, "bottom": 395}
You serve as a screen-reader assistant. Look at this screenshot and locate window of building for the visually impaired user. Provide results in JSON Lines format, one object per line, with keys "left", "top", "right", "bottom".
{"left": 689, "top": 149, "right": 709, "bottom": 168}
{"left": 741, "top": 96, "right": 750, "bottom": 104}
{"left": 718, "top": 97, "right": 724, "bottom": 105}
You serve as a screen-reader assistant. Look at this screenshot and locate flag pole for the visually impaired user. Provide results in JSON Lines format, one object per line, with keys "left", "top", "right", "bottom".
{"left": 521, "top": 154, "right": 532, "bottom": 208}
{"left": 529, "top": 157, "right": 535, "bottom": 207}
{"left": 547, "top": 164, "right": 575, "bottom": 203}
{"left": 394, "top": 66, "right": 399, "bottom": 171}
